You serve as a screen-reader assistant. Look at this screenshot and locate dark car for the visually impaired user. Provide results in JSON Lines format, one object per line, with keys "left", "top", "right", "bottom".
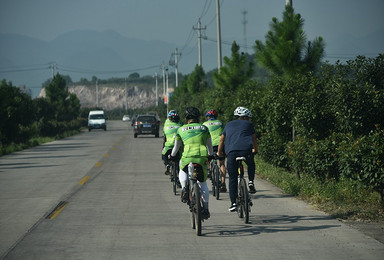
{"left": 133, "top": 115, "right": 160, "bottom": 138}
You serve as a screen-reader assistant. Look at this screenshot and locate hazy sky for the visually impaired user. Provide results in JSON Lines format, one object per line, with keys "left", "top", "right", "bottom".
{"left": 1, "top": 0, "right": 383, "bottom": 51}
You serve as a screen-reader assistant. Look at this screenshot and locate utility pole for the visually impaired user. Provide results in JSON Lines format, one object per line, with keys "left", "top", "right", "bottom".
{"left": 125, "top": 77, "right": 128, "bottom": 111}
{"left": 166, "top": 67, "right": 169, "bottom": 114}
{"left": 51, "top": 63, "right": 55, "bottom": 79}
{"left": 174, "top": 48, "right": 180, "bottom": 87}
{"left": 161, "top": 63, "right": 166, "bottom": 103}
{"left": 286, "top": 0, "right": 292, "bottom": 6}
{"left": 96, "top": 79, "right": 99, "bottom": 108}
{"left": 242, "top": 10, "right": 248, "bottom": 53}
{"left": 216, "top": 0, "right": 222, "bottom": 71}
{"left": 155, "top": 72, "right": 158, "bottom": 106}
{"left": 170, "top": 48, "right": 181, "bottom": 87}
{"left": 193, "top": 19, "right": 206, "bottom": 66}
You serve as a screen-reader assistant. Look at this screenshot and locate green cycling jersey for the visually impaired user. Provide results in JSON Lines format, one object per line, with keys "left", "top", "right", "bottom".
{"left": 203, "top": 119, "right": 224, "bottom": 147}
{"left": 175, "top": 122, "right": 211, "bottom": 178}
{"left": 162, "top": 119, "right": 182, "bottom": 155}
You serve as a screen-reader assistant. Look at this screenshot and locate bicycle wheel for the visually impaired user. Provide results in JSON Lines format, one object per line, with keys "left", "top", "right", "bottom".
{"left": 172, "top": 162, "right": 177, "bottom": 195}
{"left": 237, "top": 179, "right": 244, "bottom": 219}
{"left": 210, "top": 162, "right": 216, "bottom": 197}
{"left": 189, "top": 182, "right": 196, "bottom": 230}
{"left": 214, "top": 164, "right": 220, "bottom": 200}
{"left": 193, "top": 182, "right": 202, "bottom": 236}
{"left": 241, "top": 178, "right": 250, "bottom": 224}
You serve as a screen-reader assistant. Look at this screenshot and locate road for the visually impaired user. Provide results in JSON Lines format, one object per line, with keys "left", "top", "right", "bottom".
{"left": 0, "top": 121, "right": 383, "bottom": 259}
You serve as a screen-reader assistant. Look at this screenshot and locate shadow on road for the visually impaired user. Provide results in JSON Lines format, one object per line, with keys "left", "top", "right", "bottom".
{"left": 202, "top": 214, "right": 340, "bottom": 237}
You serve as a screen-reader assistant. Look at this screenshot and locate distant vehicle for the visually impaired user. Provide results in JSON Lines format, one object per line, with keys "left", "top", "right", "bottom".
{"left": 122, "top": 115, "right": 130, "bottom": 122}
{"left": 133, "top": 114, "right": 160, "bottom": 138}
{"left": 88, "top": 110, "right": 107, "bottom": 131}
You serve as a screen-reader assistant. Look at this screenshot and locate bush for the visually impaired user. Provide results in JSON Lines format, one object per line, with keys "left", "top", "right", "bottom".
{"left": 287, "top": 135, "right": 341, "bottom": 180}
{"left": 338, "top": 129, "right": 384, "bottom": 202}
{"left": 259, "top": 131, "right": 288, "bottom": 168}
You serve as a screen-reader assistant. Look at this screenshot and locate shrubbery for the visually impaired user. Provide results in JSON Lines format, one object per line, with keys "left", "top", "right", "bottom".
{"left": 262, "top": 55, "right": 384, "bottom": 202}
{"left": 0, "top": 74, "right": 82, "bottom": 155}
{"left": 168, "top": 50, "right": 384, "bottom": 203}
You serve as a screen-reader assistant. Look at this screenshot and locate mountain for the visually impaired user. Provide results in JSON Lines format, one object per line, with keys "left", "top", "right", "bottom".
{"left": 0, "top": 30, "right": 220, "bottom": 97}
{"left": 1, "top": 29, "right": 382, "bottom": 98}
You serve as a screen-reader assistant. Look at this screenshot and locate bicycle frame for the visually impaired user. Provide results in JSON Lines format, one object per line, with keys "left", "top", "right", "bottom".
{"left": 170, "top": 160, "right": 179, "bottom": 195}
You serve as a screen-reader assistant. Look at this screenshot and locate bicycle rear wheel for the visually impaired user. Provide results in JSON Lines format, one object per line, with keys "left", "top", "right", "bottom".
{"left": 172, "top": 162, "right": 178, "bottom": 195}
{"left": 237, "top": 178, "right": 245, "bottom": 219}
{"left": 214, "top": 164, "right": 220, "bottom": 200}
{"left": 240, "top": 178, "right": 250, "bottom": 223}
{"left": 193, "top": 182, "right": 202, "bottom": 236}
{"left": 210, "top": 163, "right": 216, "bottom": 197}
{"left": 189, "top": 182, "right": 196, "bottom": 230}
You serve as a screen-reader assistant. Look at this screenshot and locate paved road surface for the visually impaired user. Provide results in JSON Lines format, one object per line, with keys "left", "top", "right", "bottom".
{"left": 0, "top": 121, "right": 383, "bottom": 259}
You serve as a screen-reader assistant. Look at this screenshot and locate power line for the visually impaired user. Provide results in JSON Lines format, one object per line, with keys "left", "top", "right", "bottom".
{"left": 0, "top": 64, "right": 50, "bottom": 73}
{"left": 199, "top": 0, "right": 213, "bottom": 20}
{"left": 56, "top": 64, "right": 160, "bottom": 75}
{"left": 180, "top": 28, "right": 196, "bottom": 53}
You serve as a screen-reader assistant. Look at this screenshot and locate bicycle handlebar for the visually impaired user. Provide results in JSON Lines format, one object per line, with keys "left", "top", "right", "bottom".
{"left": 209, "top": 154, "right": 225, "bottom": 161}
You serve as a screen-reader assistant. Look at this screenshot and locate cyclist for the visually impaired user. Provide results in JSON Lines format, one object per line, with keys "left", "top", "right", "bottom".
{"left": 203, "top": 110, "right": 227, "bottom": 192}
{"left": 162, "top": 110, "right": 182, "bottom": 175}
{"left": 170, "top": 107, "right": 214, "bottom": 220}
{"left": 217, "top": 106, "right": 258, "bottom": 212}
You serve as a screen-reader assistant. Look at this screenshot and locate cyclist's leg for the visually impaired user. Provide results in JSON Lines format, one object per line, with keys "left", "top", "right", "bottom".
{"left": 179, "top": 168, "right": 188, "bottom": 189}
{"left": 226, "top": 151, "right": 238, "bottom": 205}
{"left": 161, "top": 152, "right": 168, "bottom": 166}
{"left": 162, "top": 149, "right": 172, "bottom": 175}
{"left": 245, "top": 152, "right": 255, "bottom": 182}
{"left": 245, "top": 152, "right": 256, "bottom": 193}
{"left": 219, "top": 159, "right": 226, "bottom": 181}
{"left": 179, "top": 167, "right": 189, "bottom": 203}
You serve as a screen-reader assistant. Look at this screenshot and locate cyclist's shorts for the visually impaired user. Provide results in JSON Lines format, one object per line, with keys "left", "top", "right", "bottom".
{"left": 182, "top": 163, "right": 205, "bottom": 182}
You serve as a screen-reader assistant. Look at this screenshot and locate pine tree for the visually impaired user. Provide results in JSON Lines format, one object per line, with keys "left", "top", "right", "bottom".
{"left": 255, "top": 5, "right": 325, "bottom": 77}
{"left": 213, "top": 41, "right": 253, "bottom": 92}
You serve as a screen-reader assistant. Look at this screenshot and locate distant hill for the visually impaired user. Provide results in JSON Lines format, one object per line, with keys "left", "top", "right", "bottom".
{"left": 1, "top": 28, "right": 382, "bottom": 98}
{"left": 0, "top": 29, "right": 220, "bottom": 97}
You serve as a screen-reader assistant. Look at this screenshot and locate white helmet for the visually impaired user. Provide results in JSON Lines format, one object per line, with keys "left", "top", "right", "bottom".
{"left": 234, "top": 106, "right": 252, "bottom": 118}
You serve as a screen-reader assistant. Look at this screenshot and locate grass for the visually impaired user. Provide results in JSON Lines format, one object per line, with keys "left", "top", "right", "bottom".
{"left": 0, "top": 129, "right": 83, "bottom": 156}
{"left": 255, "top": 157, "right": 384, "bottom": 222}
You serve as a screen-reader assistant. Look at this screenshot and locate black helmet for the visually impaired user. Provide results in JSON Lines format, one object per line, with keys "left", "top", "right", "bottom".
{"left": 168, "top": 110, "right": 180, "bottom": 122}
{"left": 184, "top": 106, "right": 201, "bottom": 120}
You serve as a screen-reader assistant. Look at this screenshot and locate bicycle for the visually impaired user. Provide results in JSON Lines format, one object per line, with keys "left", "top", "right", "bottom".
{"left": 185, "top": 162, "right": 205, "bottom": 236}
{"left": 236, "top": 156, "right": 253, "bottom": 224}
{"left": 209, "top": 156, "right": 221, "bottom": 200}
{"left": 169, "top": 160, "right": 180, "bottom": 195}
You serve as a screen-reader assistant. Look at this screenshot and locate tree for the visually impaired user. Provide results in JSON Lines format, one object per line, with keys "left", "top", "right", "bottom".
{"left": 45, "top": 73, "right": 80, "bottom": 122}
{"left": 210, "top": 41, "right": 254, "bottom": 121}
{"left": 213, "top": 41, "right": 253, "bottom": 92}
{"left": 169, "top": 65, "right": 208, "bottom": 114}
{"left": 0, "top": 80, "right": 35, "bottom": 145}
{"left": 129, "top": 72, "right": 140, "bottom": 79}
{"left": 254, "top": 5, "right": 325, "bottom": 77}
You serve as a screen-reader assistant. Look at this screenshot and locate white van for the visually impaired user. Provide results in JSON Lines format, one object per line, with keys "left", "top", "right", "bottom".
{"left": 88, "top": 110, "right": 107, "bottom": 131}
